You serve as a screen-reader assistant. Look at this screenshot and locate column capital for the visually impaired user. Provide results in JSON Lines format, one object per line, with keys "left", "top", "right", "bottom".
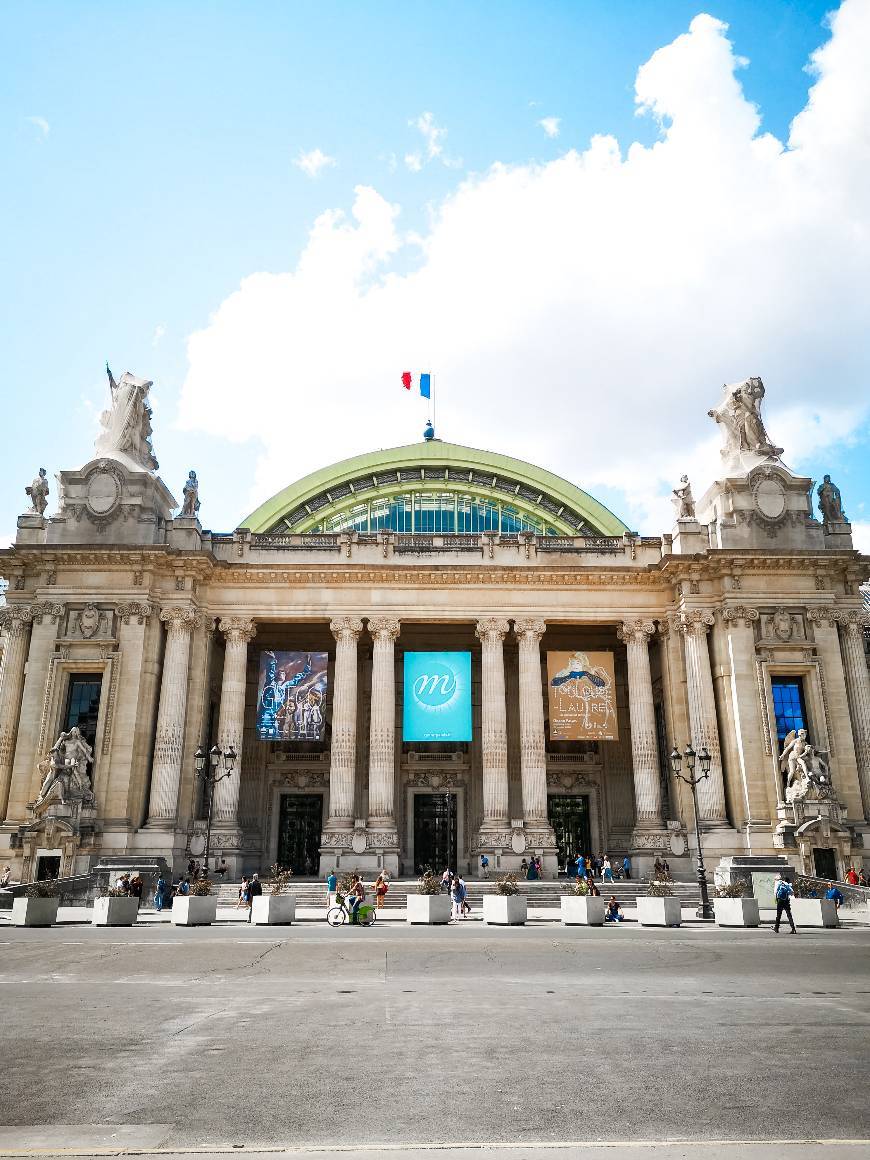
{"left": 721, "top": 605, "right": 760, "bottom": 628}
{"left": 838, "top": 608, "right": 870, "bottom": 634}
{"left": 160, "top": 606, "right": 198, "bottom": 634}
{"left": 514, "top": 617, "right": 547, "bottom": 643}
{"left": 807, "top": 605, "right": 839, "bottom": 625}
{"left": 476, "top": 617, "right": 510, "bottom": 643}
{"left": 0, "top": 605, "right": 34, "bottom": 634}
{"left": 368, "top": 616, "right": 401, "bottom": 641}
{"left": 617, "top": 619, "right": 656, "bottom": 645}
{"left": 679, "top": 609, "right": 715, "bottom": 636}
{"left": 117, "top": 601, "right": 154, "bottom": 625}
{"left": 30, "top": 601, "right": 66, "bottom": 625}
{"left": 219, "top": 616, "right": 257, "bottom": 644}
{"left": 330, "top": 616, "right": 364, "bottom": 643}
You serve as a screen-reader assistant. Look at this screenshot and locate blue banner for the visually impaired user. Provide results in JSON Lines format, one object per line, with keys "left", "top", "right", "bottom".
{"left": 403, "top": 651, "right": 472, "bottom": 742}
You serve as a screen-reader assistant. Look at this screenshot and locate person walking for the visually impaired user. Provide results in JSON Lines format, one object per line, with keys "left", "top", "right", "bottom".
{"left": 480, "top": 854, "right": 489, "bottom": 879}
{"left": 374, "top": 872, "right": 389, "bottom": 909}
{"left": 326, "top": 869, "right": 337, "bottom": 906}
{"left": 773, "top": 872, "right": 797, "bottom": 933}
{"left": 622, "top": 855, "right": 631, "bottom": 881}
{"left": 845, "top": 866, "right": 859, "bottom": 886}
{"left": 236, "top": 875, "right": 250, "bottom": 910}
{"left": 451, "top": 874, "right": 467, "bottom": 920}
{"left": 441, "top": 868, "right": 452, "bottom": 893}
{"left": 154, "top": 875, "right": 167, "bottom": 912}
{"left": 247, "top": 872, "right": 262, "bottom": 921}
{"left": 602, "top": 856, "right": 613, "bottom": 883}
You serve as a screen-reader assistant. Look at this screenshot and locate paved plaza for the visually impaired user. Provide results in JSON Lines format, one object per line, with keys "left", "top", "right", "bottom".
{"left": 0, "top": 921, "right": 867, "bottom": 1158}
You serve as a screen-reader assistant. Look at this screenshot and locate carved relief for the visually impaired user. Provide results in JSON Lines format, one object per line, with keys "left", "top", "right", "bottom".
{"left": 116, "top": 601, "right": 153, "bottom": 625}
{"left": 722, "top": 605, "right": 759, "bottom": 629}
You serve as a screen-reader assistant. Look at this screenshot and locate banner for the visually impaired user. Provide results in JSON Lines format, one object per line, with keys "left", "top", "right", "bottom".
{"left": 256, "top": 651, "right": 328, "bottom": 741}
{"left": 403, "top": 651, "right": 472, "bottom": 742}
{"left": 546, "top": 650, "right": 618, "bottom": 741}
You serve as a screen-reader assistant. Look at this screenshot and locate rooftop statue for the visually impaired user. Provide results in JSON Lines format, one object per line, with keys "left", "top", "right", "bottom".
{"left": 25, "top": 467, "right": 49, "bottom": 516}
{"left": 708, "top": 376, "right": 784, "bottom": 466}
{"left": 94, "top": 363, "right": 159, "bottom": 473}
{"left": 181, "top": 470, "right": 200, "bottom": 518}
{"left": 671, "top": 474, "right": 695, "bottom": 520}
{"left": 817, "top": 474, "right": 847, "bottom": 523}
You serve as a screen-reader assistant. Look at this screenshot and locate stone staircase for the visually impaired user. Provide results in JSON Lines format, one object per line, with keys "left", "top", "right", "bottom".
{"left": 214, "top": 878, "right": 701, "bottom": 911}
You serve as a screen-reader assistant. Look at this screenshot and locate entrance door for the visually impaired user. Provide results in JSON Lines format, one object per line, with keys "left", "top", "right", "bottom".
{"left": 277, "top": 794, "right": 323, "bottom": 876}
{"left": 813, "top": 847, "right": 837, "bottom": 880}
{"left": 36, "top": 855, "right": 61, "bottom": 881}
{"left": 548, "top": 795, "right": 591, "bottom": 870}
{"left": 413, "top": 793, "right": 457, "bottom": 874}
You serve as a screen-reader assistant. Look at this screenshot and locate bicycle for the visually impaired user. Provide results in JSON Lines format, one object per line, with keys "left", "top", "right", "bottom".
{"left": 327, "top": 891, "right": 377, "bottom": 927}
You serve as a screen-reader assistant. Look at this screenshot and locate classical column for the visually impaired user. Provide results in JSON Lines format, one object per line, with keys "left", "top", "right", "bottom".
{"left": 147, "top": 607, "right": 197, "bottom": 825}
{"left": 476, "top": 617, "right": 510, "bottom": 832}
{"left": 0, "top": 606, "right": 33, "bottom": 820}
{"left": 514, "top": 618, "right": 550, "bottom": 827}
{"left": 326, "top": 617, "right": 363, "bottom": 830}
{"left": 211, "top": 617, "right": 257, "bottom": 826}
{"left": 618, "top": 619, "right": 663, "bottom": 829}
{"left": 679, "top": 610, "right": 728, "bottom": 824}
{"left": 367, "top": 616, "right": 400, "bottom": 832}
{"left": 838, "top": 609, "right": 870, "bottom": 819}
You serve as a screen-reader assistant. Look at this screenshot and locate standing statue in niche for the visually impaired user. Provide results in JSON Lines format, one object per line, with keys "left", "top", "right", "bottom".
{"left": 708, "top": 376, "right": 784, "bottom": 462}
{"left": 94, "top": 363, "right": 159, "bottom": 472}
{"left": 817, "top": 474, "right": 847, "bottom": 523}
{"left": 671, "top": 475, "right": 695, "bottom": 519}
{"left": 25, "top": 467, "right": 49, "bottom": 516}
{"left": 181, "top": 470, "right": 200, "bottom": 518}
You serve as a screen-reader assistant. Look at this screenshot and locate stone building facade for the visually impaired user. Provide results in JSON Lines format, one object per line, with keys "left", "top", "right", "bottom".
{"left": 0, "top": 374, "right": 868, "bottom": 882}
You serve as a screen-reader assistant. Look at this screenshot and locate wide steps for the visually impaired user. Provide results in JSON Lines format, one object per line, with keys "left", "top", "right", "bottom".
{"left": 214, "top": 879, "right": 701, "bottom": 909}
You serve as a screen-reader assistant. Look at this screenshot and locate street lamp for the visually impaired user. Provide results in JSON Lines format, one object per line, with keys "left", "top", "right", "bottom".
{"left": 669, "top": 742, "right": 714, "bottom": 920}
{"left": 195, "top": 743, "right": 236, "bottom": 875}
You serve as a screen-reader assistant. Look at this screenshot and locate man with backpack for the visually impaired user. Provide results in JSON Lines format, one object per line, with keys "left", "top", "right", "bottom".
{"left": 773, "top": 872, "right": 797, "bottom": 933}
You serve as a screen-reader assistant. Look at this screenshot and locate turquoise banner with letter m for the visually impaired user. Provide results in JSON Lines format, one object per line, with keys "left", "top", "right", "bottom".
{"left": 403, "top": 651, "right": 472, "bottom": 742}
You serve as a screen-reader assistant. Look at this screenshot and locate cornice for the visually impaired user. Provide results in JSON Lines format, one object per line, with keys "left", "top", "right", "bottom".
{"left": 208, "top": 566, "right": 670, "bottom": 588}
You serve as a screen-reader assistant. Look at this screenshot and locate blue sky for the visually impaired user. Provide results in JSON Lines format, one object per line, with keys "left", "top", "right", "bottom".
{"left": 2, "top": 0, "right": 868, "bottom": 549}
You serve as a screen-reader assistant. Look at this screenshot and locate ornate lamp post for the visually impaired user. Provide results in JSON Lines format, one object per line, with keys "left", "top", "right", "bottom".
{"left": 669, "top": 742, "right": 714, "bottom": 920}
{"left": 195, "top": 743, "right": 236, "bottom": 875}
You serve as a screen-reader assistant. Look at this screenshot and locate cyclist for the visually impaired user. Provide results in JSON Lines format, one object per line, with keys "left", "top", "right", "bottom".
{"left": 348, "top": 874, "right": 366, "bottom": 923}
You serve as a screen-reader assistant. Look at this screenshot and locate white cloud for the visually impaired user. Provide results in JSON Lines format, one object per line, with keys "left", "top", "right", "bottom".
{"left": 294, "top": 148, "right": 336, "bottom": 178}
{"left": 152, "top": 324, "right": 166, "bottom": 347}
{"left": 539, "top": 116, "right": 561, "bottom": 139}
{"left": 851, "top": 521, "right": 870, "bottom": 555}
{"left": 26, "top": 115, "right": 49, "bottom": 140}
{"left": 406, "top": 112, "right": 462, "bottom": 170}
{"left": 178, "top": 2, "right": 870, "bottom": 533}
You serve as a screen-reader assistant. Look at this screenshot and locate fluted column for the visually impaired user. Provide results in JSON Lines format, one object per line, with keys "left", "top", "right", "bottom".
{"left": 679, "top": 610, "right": 728, "bottom": 824}
{"left": 839, "top": 609, "right": 870, "bottom": 819}
{"left": 367, "top": 616, "right": 400, "bottom": 832}
{"left": 476, "top": 617, "right": 510, "bottom": 832}
{"left": 327, "top": 617, "right": 363, "bottom": 829}
{"left": 619, "top": 618, "right": 663, "bottom": 828}
{"left": 0, "top": 606, "right": 33, "bottom": 819}
{"left": 147, "top": 608, "right": 198, "bottom": 824}
{"left": 212, "top": 617, "right": 256, "bottom": 826}
{"left": 514, "top": 618, "right": 549, "bottom": 826}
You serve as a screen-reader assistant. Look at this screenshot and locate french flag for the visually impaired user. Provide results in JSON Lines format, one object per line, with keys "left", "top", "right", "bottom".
{"left": 401, "top": 371, "right": 431, "bottom": 399}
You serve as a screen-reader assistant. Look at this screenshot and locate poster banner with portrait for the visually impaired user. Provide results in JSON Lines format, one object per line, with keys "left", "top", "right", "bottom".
{"left": 546, "top": 650, "right": 618, "bottom": 741}
{"left": 403, "top": 651, "right": 473, "bottom": 743}
{"left": 256, "top": 651, "right": 328, "bottom": 741}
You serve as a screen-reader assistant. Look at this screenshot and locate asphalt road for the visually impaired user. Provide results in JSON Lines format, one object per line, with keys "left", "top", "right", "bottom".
{"left": 0, "top": 922, "right": 867, "bottom": 1156}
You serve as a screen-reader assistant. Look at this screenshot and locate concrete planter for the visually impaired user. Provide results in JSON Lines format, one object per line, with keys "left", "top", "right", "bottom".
{"left": 560, "top": 895, "right": 606, "bottom": 925}
{"left": 12, "top": 897, "right": 59, "bottom": 927}
{"left": 171, "top": 896, "right": 217, "bottom": 926}
{"left": 792, "top": 898, "right": 839, "bottom": 928}
{"left": 92, "top": 897, "right": 139, "bottom": 927}
{"left": 407, "top": 894, "right": 452, "bottom": 925}
{"left": 250, "top": 895, "right": 296, "bottom": 925}
{"left": 714, "top": 897, "right": 759, "bottom": 927}
{"left": 636, "top": 896, "right": 682, "bottom": 927}
{"left": 483, "top": 894, "right": 527, "bottom": 926}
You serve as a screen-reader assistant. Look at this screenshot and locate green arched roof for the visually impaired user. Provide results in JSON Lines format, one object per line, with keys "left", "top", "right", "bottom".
{"left": 242, "top": 440, "right": 629, "bottom": 537}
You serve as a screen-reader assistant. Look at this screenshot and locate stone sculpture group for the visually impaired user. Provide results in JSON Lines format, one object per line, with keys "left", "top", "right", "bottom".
{"left": 36, "top": 728, "right": 95, "bottom": 806}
